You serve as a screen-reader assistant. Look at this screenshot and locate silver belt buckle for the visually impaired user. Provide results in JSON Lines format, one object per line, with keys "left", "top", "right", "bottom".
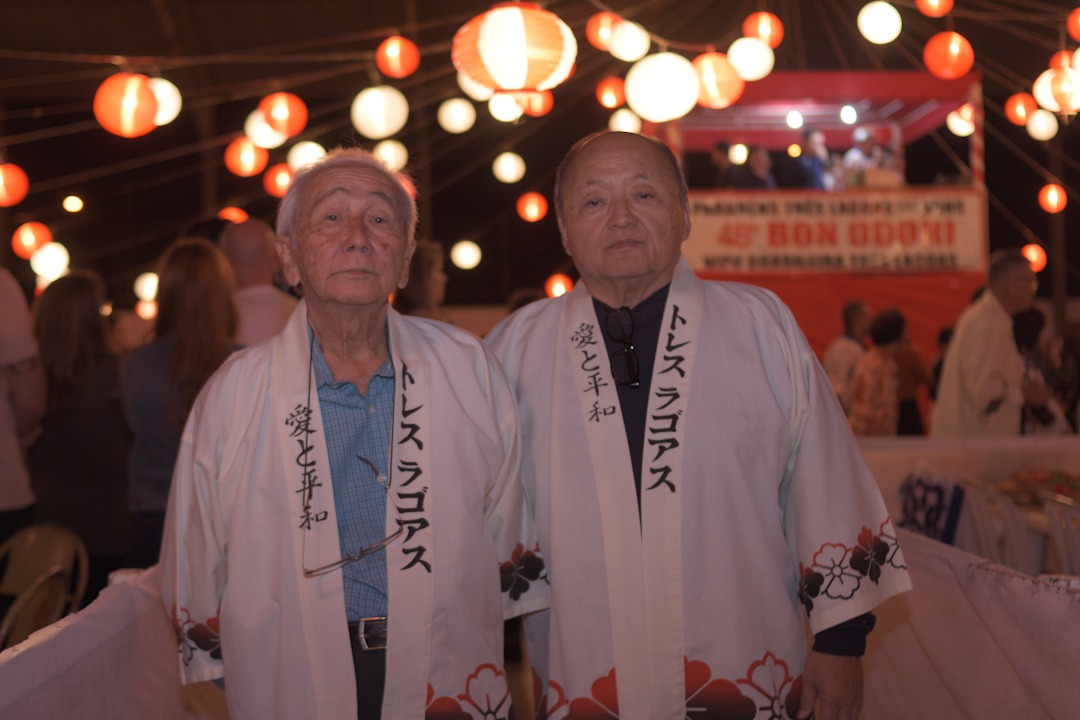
{"left": 358, "top": 616, "right": 387, "bottom": 651}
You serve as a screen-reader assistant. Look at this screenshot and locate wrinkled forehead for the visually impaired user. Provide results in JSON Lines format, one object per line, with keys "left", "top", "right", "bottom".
{"left": 565, "top": 134, "right": 674, "bottom": 187}
{"left": 302, "top": 166, "right": 401, "bottom": 216}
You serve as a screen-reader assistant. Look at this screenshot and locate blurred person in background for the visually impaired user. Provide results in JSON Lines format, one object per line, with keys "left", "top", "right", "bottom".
{"left": 895, "top": 325, "right": 935, "bottom": 436}
{"left": 220, "top": 218, "right": 299, "bottom": 346}
{"left": 391, "top": 238, "right": 451, "bottom": 323}
{"left": 123, "top": 239, "right": 239, "bottom": 567}
{"left": 847, "top": 309, "right": 905, "bottom": 436}
{"left": 1013, "top": 307, "right": 1071, "bottom": 435}
{"left": 29, "top": 270, "right": 131, "bottom": 603}
{"left": 823, "top": 300, "right": 872, "bottom": 413}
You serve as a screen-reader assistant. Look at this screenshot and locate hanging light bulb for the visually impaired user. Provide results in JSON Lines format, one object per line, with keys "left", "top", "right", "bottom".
{"left": 437, "top": 98, "right": 477, "bottom": 133}
{"left": 609, "top": 108, "right": 642, "bottom": 133}
{"left": 373, "top": 139, "right": 409, "bottom": 172}
{"left": 350, "top": 85, "right": 410, "bottom": 139}
{"left": 492, "top": 152, "right": 526, "bottom": 183}
{"left": 727, "top": 37, "right": 774, "bottom": 81}
{"left": 287, "top": 141, "right": 327, "bottom": 171}
{"left": 857, "top": 2, "right": 902, "bottom": 45}
{"left": 450, "top": 240, "right": 482, "bottom": 270}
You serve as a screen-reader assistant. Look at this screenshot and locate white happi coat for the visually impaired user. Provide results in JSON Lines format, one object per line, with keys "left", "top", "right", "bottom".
{"left": 487, "top": 259, "right": 911, "bottom": 720}
{"left": 160, "top": 302, "right": 548, "bottom": 720}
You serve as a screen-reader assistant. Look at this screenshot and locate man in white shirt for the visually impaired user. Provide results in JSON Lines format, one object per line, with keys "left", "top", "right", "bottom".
{"left": 823, "top": 300, "right": 871, "bottom": 413}
{"left": 219, "top": 218, "right": 298, "bottom": 346}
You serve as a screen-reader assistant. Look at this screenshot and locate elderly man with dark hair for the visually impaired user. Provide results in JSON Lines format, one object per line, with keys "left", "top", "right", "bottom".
{"left": 932, "top": 248, "right": 1049, "bottom": 436}
{"left": 487, "top": 131, "right": 910, "bottom": 720}
{"left": 160, "top": 148, "right": 546, "bottom": 719}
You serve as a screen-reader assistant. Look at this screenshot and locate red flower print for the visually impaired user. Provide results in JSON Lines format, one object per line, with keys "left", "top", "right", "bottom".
{"left": 811, "top": 543, "right": 862, "bottom": 600}
{"left": 170, "top": 604, "right": 221, "bottom": 665}
{"left": 797, "top": 563, "right": 824, "bottom": 615}
{"left": 565, "top": 668, "right": 619, "bottom": 719}
{"left": 849, "top": 527, "right": 889, "bottom": 583}
{"left": 535, "top": 675, "right": 568, "bottom": 719}
{"left": 500, "top": 542, "right": 546, "bottom": 601}
{"left": 738, "top": 652, "right": 796, "bottom": 720}
{"left": 784, "top": 676, "right": 803, "bottom": 719}
{"left": 684, "top": 658, "right": 757, "bottom": 719}
{"left": 459, "top": 663, "right": 511, "bottom": 719}
{"left": 425, "top": 684, "right": 471, "bottom": 720}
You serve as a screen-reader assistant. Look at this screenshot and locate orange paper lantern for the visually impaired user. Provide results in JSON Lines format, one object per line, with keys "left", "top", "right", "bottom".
{"left": 258, "top": 92, "right": 308, "bottom": 137}
{"left": 586, "top": 12, "right": 620, "bottom": 51}
{"left": 516, "top": 191, "right": 548, "bottom": 222}
{"left": 1050, "top": 50, "right": 1074, "bottom": 70}
{"left": 218, "top": 206, "right": 250, "bottom": 223}
{"left": 544, "top": 273, "right": 573, "bottom": 298}
{"left": 596, "top": 77, "right": 626, "bottom": 109}
{"left": 0, "top": 163, "right": 30, "bottom": 207}
{"left": 1005, "top": 92, "right": 1037, "bottom": 125}
{"left": 12, "top": 222, "right": 52, "bottom": 260}
{"left": 1039, "top": 183, "right": 1067, "bottom": 213}
{"left": 518, "top": 90, "right": 554, "bottom": 117}
{"left": 742, "top": 12, "right": 784, "bottom": 49}
{"left": 224, "top": 137, "right": 269, "bottom": 177}
{"left": 93, "top": 72, "right": 158, "bottom": 138}
{"left": 915, "top": 0, "right": 953, "bottom": 17}
{"left": 1021, "top": 243, "right": 1047, "bottom": 273}
{"left": 693, "top": 53, "right": 745, "bottom": 109}
{"left": 263, "top": 163, "right": 294, "bottom": 198}
{"left": 1069, "top": 8, "right": 1080, "bottom": 43}
{"left": 923, "top": 31, "right": 974, "bottom": 80}
{"left": 376, "top": 36, "right": 421, "bottom": 79}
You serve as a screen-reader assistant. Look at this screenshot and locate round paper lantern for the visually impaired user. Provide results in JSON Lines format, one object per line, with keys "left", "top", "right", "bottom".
{"left": 218, "top": 206, "right": 250, "bottom": 223}
{"left": 857, "top": 2, "right": 902, "bottom": 45}
{"left": 730, "top": 144, "right": 749, "bottom": 165}
{"left": 93, "top": 72, "right": 158, "bottom": 138}
{"left": 149, "top": 77, "right": 182, "bottom": 126}
{"left": 244, "top": 109, "right": 288, "bottom": 149}
{"left": 258, "top": 92, "right": 307, "bottom": 137}
{"left": 946, "top": 109, "right": 975, "bottom": 137}
{"left": 693, "top": 53, "right": 744, "bottom": 109}
{"left": 30, "top": 242, "right": 69, "bottom": 281}
{"left": 1027, "top": 109, "right": 1059, "bottom": 140}
{"left": 437, "top": 98, "right": 477, "bottom": 133}
{"left": 1005, "top": 92, "right": 1037, "bottom": 125}
{"left": 133, "top": 272, "right": 158, "bottom": 302}
{"left": 0, "top": 163, "right": 29, "bottom": 207}
{"left": 841, "top": 104, "right": 859, "bottom": 124}
{"left": 1033, "top": 67, "right": 1080, "bottom": 114}
{"left": 915, "top": 0, "right": 953, "bottom": 17}
{"left": 516, "top": 191, "right": 548, "bottom": 222}
{"left": 1022, "top": 244, "right": 1048, "bottom": 272}
{"left": 609, "top": 108, "right": 642, "bottom": 133}
{"left": 786, "top": 110, "right": 804, "bottom": 129}
{"left": 923, "top": 31, "right": 974, "bottom": 79}
{"left": 1039, "top": 183, "right": 1067, "bottom": 213}
{"left": 518, "top": 90, "right": 554, "bottom": 117}
{"left": 1050, "top": 50, "right": 1074, "bottom": 70}
{"left": 787, "top": 144, "right": 802, "bottom": 158}
{"left": 286, "top": 141, "right": 326, "bottom": 171}
{"left": 373, "top": 139, "right": 409, "bottom": 172}
{"left": 545, "top": 273, "right": 573, "bottom": 298}
{"left": 62, "top": 195, "right": 84, "bottom": 213}
{"left": 609, "top": 20, "right": 651, "bottom": 62}
{"left": 376, "top": 36, "right": 421, "bottom": 79}
{"left": 1070, "top": 8, "right": 1080, "bottom": 43}
{"left": 492, "top": 152, "right": 526, "bottom": 183}
{"left": 351, "top": 85, "right": 409, "bottom": 139}
{"left": 586, "top": 12, "right": 620, "bottom": 50}
{"left": 224, "top": 137, "right": 269, "bottom": 177}
{"left": 488, "top": 94, "right": 524, "bottom": 122}
{"left": 12, "top": 222, "right": 52, "bottom": 260}
{"left": 452, "top": 3, "right": 577, "bottom": 93}
{"left": 727, "top": 37, "right": 775, "bottom": 82}
{"left": 457, "top": 71, "right": 495, "bottom": 101}
{"left": 596, "top": 77, "right": 626, "bottom": 109}
{"left": 625, "top": 53, "right": 699, "bottom": 123}
{"left": 742, "top": 12, "right": 784, "bottom": 48}
{"left": 263, "top": 163, "right": 294, "bottom": 198}
{"left": 450, "top": 240, "right": 482, "bottom": 270}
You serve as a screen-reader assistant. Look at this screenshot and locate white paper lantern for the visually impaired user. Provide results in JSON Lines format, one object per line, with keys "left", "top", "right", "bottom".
{"left": 727, "top": 37, "right": 775, "bottom": 82}
{"left": 608, "top": 108, "right": 642, "bottom": 133}
{"left": 945, "top": 111, "right": 975, "bottom": 137}
{"left": 373, "top": 139, "right": 409, "bottom": 172}
{"left": 149, "top": 78, "right": 182, "bottom": 126}
{"left": 624, "top": 53, "right": 699, "bottom": 123}
{"left": 488, "top": 94, "right": 524, "bottom": 123}
{"left": 450, "top": 240, "right": 482, "bottom": 270}
{"left": 730, "top": 144, "right": 749, "bottom": 165}
{"left": 30, "top": 242, "right": 69, "bottom": 281}
{"left": 286, "top": 141, "right": 327, "bottom": 171}
{"left": 1032, "top": 67, "right": 1080, "bottom": 114}
{"left": 351, "top": 85, "right": 409, "bottom": 140}
{"left": 245, "top": 109, "right": 288, "bottom": 149}
{"left": 786, "top": 110, "right": 804, "bottom": 129}
{"left": 609, "top": 20, "right": 651, "bottom": 62}
{"left": 858, "top": 2, "right": 902, "bottom": 45}
{"left": 841, "top": 105, "right": 859, "bottom": 124}
{"left": 457, "top": 71, "right": 495, "bottom": 101}
{"left": 492, "top": 151, "right": 526, "bottom": 183}
{"left": 437, "top": 98, "right": 477, "bottom": 133}
{"left": 1026, "top": 108, "right": 1059, "bottom": 141}
{"left": 134, "top": 272, "right": 159, "bottom": 301}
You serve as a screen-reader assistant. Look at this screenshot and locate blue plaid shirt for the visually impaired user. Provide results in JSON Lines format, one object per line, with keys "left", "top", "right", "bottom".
{"left": 311, "top": 333, "right": 395, "bottom": 621}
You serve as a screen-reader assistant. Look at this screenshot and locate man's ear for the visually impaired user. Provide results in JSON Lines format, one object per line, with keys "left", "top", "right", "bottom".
{"left": 397, "top": 238, "right": 417, "bottom": 290}
{"left": 276, "top": 236, "right": 301, "bottom": 288}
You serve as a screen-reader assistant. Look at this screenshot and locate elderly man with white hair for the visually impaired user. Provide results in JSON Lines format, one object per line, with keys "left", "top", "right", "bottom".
{"left": 160, "top": 147, "right": 546, "bottom": 720}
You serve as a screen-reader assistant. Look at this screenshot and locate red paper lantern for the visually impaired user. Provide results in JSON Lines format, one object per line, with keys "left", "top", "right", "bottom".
{"left": 693, "top": 53, "right": 745, "bottom": 110}
{"left": 1022, "top": 243, "right": 1047, "bottom": 273}
{"left": 224, "top": 137, "right": 269, "bottom": 177}
{"left": 263, "top": 163, "right": 294, "bottom": 198}
{"left": 518, "top": 90, "right": 554, "bottom": 117}
{"left": 516, "top": 191, "right": 548, "bottom": 222}
{"left": 923, "top": 31, "right": 974, "bottom": 80}
{"left": 453, "top": 2, "right": 577, "bottom": 93}
{"left": 12, "top": 222, "right": 52, "bottom": 260}
{"left": 1069, "top": 8, "right": 1080, "bottom": 43}
{"left": 1039, "top": 183, "right": 1067, "bottom": 213}
{"left": 93, "top": 72, "right": 158, "bottom": 138}
{"left": 0, "top": 163, "right": 29, "bottom": 207}
{"left": 596, "top": 77, "right": 626, "bottom": 109}
{"left": 586, "top": 12, "right": 620, "bottom": 51}
{"left": 1005, "top": 92, "right": 1037, "bottom": 125}
{"left": 376, "top": 36, "right": 421, "bottom": 79}
{"left": 258, "top": 92, "right": 308, "bottom": 137}
{"left": 544, "top": 273, "right": 573, "bottom": 298}
{"left": 218, "top": 206, "right": 249, "bottom": 223}
{"left": 915, "top": 0, "right": 953, "bottom": 18}
{"left": 1050, "top": 50, "right": 1074, "bottom": 70}
{"left": 742, "top": 12, "right": 784, "bottom": 49}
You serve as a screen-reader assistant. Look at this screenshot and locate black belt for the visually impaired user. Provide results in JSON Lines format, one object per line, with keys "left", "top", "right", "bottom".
{"left": 347, "top": 616, "right": 387, "bottom": 651}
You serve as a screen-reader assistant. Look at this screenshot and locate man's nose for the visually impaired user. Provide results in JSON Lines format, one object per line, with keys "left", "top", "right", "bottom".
{"left": 344, "top": 222, "right": 373, "bottom": 253}
{"left": 608, "top": 196, "right": 636, "bottom": 227}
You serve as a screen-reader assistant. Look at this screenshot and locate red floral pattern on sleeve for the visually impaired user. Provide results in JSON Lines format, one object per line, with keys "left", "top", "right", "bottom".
{"left": 170, "top": 604, "right": 222, "bottom": 666}
{"left": 798, "top": 518, "right": 906, "bottom": 616}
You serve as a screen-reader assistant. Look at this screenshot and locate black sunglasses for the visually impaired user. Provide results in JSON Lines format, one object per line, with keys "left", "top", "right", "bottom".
{"left": 605, "top": 306, "right": 640, "bottom": 388}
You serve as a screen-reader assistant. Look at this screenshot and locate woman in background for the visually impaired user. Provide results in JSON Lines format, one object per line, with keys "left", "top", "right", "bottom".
{"left": 123, "top": 239, "right": 238, "bottom": 567}
{"left": 392, "top": 239, "right": 451, "bottom": 322}
{"left": 847, "top": 309, "right": 906, "bottom": 436}
{"left": 29, "top": 271, "right": 130, "bottom": 604}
